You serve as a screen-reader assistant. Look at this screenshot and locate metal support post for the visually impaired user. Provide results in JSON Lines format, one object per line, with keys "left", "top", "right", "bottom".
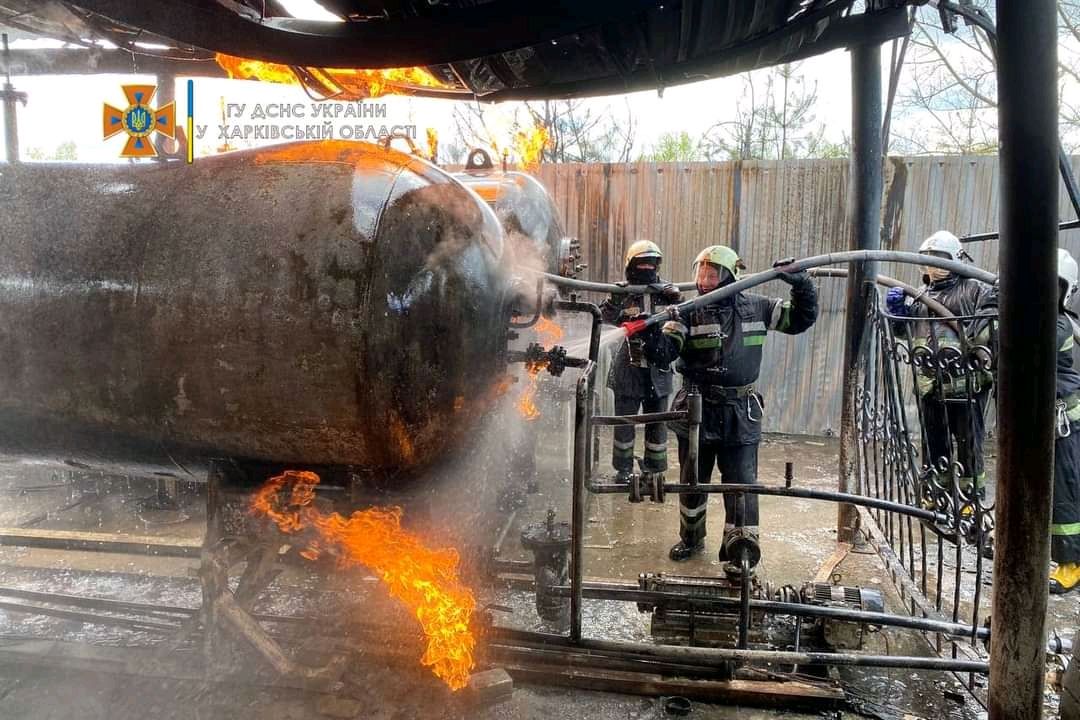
{"left": 1, "top": 34, "right": 27, "bottom": 163}
{"left": 154, "top": 71, "right": 177, "bottom": 159}
{"left": 838, "top": 41, "right": 882, "bottom": 542}
{"left": 990, "top": 1, "right": 1059, "bottom": 717}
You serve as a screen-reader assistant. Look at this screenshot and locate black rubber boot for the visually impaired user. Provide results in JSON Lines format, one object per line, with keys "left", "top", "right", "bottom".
{"left": 669, "top": 540, "right": 704, "bottom": 562}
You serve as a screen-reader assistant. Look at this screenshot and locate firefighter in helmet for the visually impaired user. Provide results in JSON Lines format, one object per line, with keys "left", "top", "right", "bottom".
{"left": 885, "top": 231, "right": 997, "bottom": 506}
{"left": 599, "top": 240, "right": 682, "bottom": 481}
{"left": 652, "top": 245, "right": 818, "bottom": 568}
{"left": 1051, "top": 248, "right": 1080, "bottom": 593}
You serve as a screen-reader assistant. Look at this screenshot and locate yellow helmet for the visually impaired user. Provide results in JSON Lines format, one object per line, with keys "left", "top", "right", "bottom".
{"left": 693, "top": 245, "right": 740, "bottom": 278}
{"left": 624, "top": 240, "right": 663, "bottom": 269}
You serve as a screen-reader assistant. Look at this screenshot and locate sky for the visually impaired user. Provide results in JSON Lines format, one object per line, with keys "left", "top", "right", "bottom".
{"left": 3, "top": 0, "right": 1013, "bottom": 164}
{"left": 0, "top": 44, "right": 863, "bottom": 164}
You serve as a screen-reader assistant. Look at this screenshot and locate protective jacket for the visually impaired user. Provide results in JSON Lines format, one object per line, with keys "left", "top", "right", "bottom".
{"left": 600, "top": 285, "right": 678, "bottom": 397}
{"left": 656, "top": 280, "right": 817, "bottom": 445}
{"left": 1054, "top": 312, "right": 1080, "bottom": 564}
{"left": 897, "top": 275, "right": 998, "bottom": 397}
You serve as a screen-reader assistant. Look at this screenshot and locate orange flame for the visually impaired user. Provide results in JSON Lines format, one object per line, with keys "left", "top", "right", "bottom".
{"left": 534, "top": 316, "right": 564, "bottom": 346}
{"left": 514, "top": 318, "right": 564, "bottom": 421}
{"left": 215, "top": 53, "right": 448, "bottom": 98}
{"left": 251, "top": 471, "right": 476, "bottom": 690}
{"left": 426, "top": 128, "right": 439, "bottom": 163}
{"left": 515, "top": 368, "right": 544, "bottom": 421}
{"left": 512, "top": 122, "right": 550, "bottom": 171}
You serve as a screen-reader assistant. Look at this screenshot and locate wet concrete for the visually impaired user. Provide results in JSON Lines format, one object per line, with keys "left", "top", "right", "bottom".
{"left": 0, "top": 402, "right": 1069, "bottom": 719}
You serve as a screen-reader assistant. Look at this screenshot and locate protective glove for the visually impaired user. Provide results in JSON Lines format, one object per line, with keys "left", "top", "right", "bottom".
{"left": 659, "top": 282, "right": 682, "bottom": 302}
{"left": 885, "top": 286, "right": 908, "bottom": 316}
{"left": 772, "top": 257, "right": 809, "bottom": 286}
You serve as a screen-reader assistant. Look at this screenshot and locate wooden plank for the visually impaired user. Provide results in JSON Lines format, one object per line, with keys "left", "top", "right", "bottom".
{"left": 500, "top": 660, "right": 844, "bottom": 710}
{"left": 0, "top": 527, "right": 201, "bottom": 557}
{"left": 813, "top": 542, "right": 853, "bottom": 584}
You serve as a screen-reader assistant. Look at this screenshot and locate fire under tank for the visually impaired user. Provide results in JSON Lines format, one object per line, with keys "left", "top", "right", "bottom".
{"left": 0, "top": 141, "right": 545, "bottom": 482}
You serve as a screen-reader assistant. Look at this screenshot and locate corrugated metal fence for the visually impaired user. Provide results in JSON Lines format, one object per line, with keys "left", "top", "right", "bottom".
{"left": 532, "top": 156, "right": 1080, "bottom": 435}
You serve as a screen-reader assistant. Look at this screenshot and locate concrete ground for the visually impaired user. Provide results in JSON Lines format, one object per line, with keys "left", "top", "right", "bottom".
{"left": 0, "top": 399, "right": 1070, "bottom": 719}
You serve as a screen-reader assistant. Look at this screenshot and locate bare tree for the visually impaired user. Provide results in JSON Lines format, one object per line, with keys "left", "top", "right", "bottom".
{"left": 526, "top": 99, "right": 637, "bottom": 163}
{"left": 451, "top": 98, "right": 637, "bottom": 165}
{"left": 894, "top": 2, "right": 1080, "bottom": 154}
{"left": 700, "top": 62, "right": 831, "bottom": 160}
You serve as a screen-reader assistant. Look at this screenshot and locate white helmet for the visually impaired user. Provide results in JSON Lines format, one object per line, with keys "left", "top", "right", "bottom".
{"left": 1059, "top": 248, "right": 1078, "bottom": 303}
{"left": 918, "top": 230, "right": 963, "bottom": 262}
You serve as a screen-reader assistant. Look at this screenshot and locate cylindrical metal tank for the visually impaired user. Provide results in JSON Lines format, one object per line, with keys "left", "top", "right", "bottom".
{"left": 0, "top": 140, "right": 513, "bottom": 480}
{"left": 453, "top": 168, "right": 576, "bottom": 277}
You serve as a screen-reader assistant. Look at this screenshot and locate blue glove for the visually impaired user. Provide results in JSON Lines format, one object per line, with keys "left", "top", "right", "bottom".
{"left": 885, "top": 287, "right": 908, "bottom": 316}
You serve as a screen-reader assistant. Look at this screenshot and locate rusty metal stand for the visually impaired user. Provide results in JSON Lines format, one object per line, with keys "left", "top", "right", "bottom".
{"left": 194, "top": 462, "right": 346, "bottom": 690}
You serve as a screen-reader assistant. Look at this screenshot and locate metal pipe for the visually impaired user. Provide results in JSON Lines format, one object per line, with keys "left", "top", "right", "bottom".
{"left": 590, "top": 411, "right": 687, "bottom": 426}
{"left": 738, "top": 558, "right": 751, "bottom": 650}
{"left": 584, "top": 480, "right": 949, "bottom": 524}
{"left": 554, "top": 300, "right": 602, "bottom": 363}
{"left": 686, "top": 390, "right": 702, "bottom": 487}
{"left": 0, "top": 586, "right": 193, "bottom": 618}
{"left": 632, "top": 251, "right": 996, "bottom": 333}
{"left": 960, "top": 219, "right": 1080, "bottom": 244}
{"left": 570, "top": 361, "right": 596, "bottom": 642}
{"left": 809, "top": 268, "right": 960, "bottom": 329}
{"left": 542, "top": 257, "right": 992, "bottom": 300}
{"left": 0, "top": 599, "right": 180, "bottom": 634}
{"left": 990, "top": 0, "right": 1059, "bottom": 716}
{"left": 489, "top": 627, "right": 988, "bottom": 673}
{"left": 558, "top": 581, "right": 990, "bottom": 641}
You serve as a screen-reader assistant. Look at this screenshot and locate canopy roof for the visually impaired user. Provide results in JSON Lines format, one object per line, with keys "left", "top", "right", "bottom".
{"left": 3, "top": 0, "right": 911, "bottom": 100}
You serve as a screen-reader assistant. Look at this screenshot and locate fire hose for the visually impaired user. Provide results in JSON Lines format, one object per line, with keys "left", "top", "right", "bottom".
{"left": 612, "top": 250, "right": 997, "bottom": 337}
{"left": 539, "top": 256, "right": 966, "bottom": 322}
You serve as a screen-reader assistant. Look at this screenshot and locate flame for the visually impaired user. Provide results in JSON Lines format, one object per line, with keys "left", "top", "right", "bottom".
{"left": 216, "top": 53, "right": 297, "bottom": 85}
{"left": 512, "top": 122, "right": 550, "bottom": 171}
{"left": 215, "top": 53, "right": 448, "bottom": 98}
{"left": 534, "top": 316, "right": 564, "bottom": 346}
{"left": 515, "top": 367, "right": 544, "bottom": 421}
{"left": 426, "top": 128, "right": 439, "bottom": 163}
{"left": 251, "top": 471, "right": 476, "bottom": 690}
{"left": 514, "top": 318, "right": 564, "bottom": 421}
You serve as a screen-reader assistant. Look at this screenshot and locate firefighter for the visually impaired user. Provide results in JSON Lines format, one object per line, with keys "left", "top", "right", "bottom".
{"left": 652, "top": 246, "right": 817, "bottom": 568}
{"left": 885, "top": 231, "right": 997, "bottom": 503}
{"left": 1051, "top": 248, "right": 1080, "bottom": 593}
{"left": 600, "top": 241, "right": 681, "bottom": 481}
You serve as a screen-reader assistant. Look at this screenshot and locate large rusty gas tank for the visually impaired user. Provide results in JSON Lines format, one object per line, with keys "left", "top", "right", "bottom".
{"left": 0, "top": 141, "right": 514, "bottom": 480}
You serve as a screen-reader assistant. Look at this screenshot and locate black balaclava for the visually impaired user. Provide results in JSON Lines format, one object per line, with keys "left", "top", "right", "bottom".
{"left": 626, "top": 257, "right": 660, "bottom": 285}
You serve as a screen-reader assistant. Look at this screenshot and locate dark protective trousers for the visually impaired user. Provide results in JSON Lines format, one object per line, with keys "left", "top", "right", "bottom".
{"left": 1053, "top": 428, "right": 1080, "bottom": 564}
{"left": 919, "top": 388, "right": 990, "bottom": 493}
{"left": 675, "top": 437, "right": 758, "bottom": 547}
{"left": 612, "top": 392, "right": 669, "bottom": 473}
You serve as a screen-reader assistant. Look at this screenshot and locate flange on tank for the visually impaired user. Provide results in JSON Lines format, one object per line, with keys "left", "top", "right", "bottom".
{"left": 0, "top": 140, "right": 518, "bottom": 481}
